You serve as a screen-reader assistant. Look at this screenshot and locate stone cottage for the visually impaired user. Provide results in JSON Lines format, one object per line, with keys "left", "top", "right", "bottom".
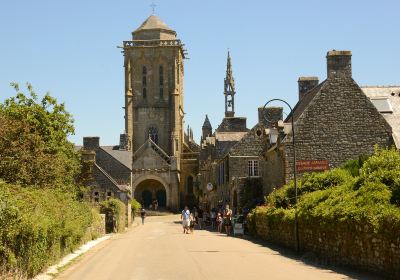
{"left": 263, "top": 50, "right": 395, "bottom": 191}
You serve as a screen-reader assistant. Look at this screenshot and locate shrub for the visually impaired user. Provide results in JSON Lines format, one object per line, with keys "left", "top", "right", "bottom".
{"left": 100, "top": 199, "right": 126, "bottom": 233}
{"left": 0, "top": 182, "right": 96, "bottom": 277}
{"left": 130, "top": 198, "right": 142, "bottom": 216}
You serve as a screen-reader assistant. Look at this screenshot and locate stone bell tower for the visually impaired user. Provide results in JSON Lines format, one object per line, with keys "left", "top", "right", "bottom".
{"left": 224, "top": 51, "right": 236, "bottom": 117}
{"left": 122, "top": 15, "right": 186, "bottom": 156}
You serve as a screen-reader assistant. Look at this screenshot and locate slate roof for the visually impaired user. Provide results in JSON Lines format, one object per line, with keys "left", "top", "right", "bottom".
{"left": 362, "top": 86, "right": 400, "bottom": 148}
{"left": 100, "top": 146, "right": 132, "bottom": 169}
{"left": 93, "top": 164, "right": 129, "bottom": 192}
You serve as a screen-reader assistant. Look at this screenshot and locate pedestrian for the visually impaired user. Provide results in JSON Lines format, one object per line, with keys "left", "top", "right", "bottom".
{"left": 210, "top": 208, "right": 216, "bottom": 230}
{"left": 154, "top": 199, "right": 158, "bottom": 211}
{"left": 197, "top": 206, "right": 204, "bottom": 229}
{"left": 223, "top": 204, "right": 233, "bottom": 236}
{"left": 189, "top": 213, "right": 195, "bottom": 233}
{"left": 140, "top": 208, "right": 146, "bottom": 225}
{"left": 181, "top": 206, "right": 191, "bottom": 234}
{"left": 217, "top": 212, "right": 223, "bottom": 233}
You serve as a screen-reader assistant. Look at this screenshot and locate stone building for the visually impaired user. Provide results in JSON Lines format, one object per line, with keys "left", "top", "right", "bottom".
{"left": 263, "top": 50, "right": 395, "bottom": 191}
{"left": 198, "top": 53, "right": 283, "bottom": 211}
{"left": 81, "top": 15, "right": 199, "bottom": 211}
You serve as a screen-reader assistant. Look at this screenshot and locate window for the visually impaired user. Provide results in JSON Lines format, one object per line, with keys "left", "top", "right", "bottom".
{"left": 106, "top": 191, "right": 112, "bottom": 200}
{"left": 370, "top": 98, "right": 393, "bottom": 113}
{"left": 142, "top": 66, "right": 147, "bottom": 98}
{"left": 159, "top": 87, "right": 164, "bottom": 99}
{"left": 248, "top": 160, "right": 259, "bottom": 177}
{"left": 175, "top": 139, "right": 179, "bottom": 151}
{"left": 159, "top": 66, "right": 164, "bottom": 86}
{"left": 148, "top": 127, "right": 158, "bottom": 144}
{"left": 94, "top": 191, "right": 99, "bottom": 203}
{"left": 218, "top": 162, "right": 225, "bottom": 185}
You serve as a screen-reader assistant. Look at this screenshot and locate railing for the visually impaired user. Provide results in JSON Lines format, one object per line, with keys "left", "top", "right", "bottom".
{"left": 123, "top": 39, "right": 182, "bottom": 48}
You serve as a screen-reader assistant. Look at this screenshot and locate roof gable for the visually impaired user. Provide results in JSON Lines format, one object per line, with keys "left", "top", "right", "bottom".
{"left": 132, "top": 139, "right": 171, "bottom": 169}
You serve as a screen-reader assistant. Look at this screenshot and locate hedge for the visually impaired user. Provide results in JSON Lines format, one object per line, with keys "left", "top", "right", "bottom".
{"left": 100, "top": 198, "right": 126, "bottom": 233}
{"left": 0, "top": 181, "right": 99, "bottom": 278}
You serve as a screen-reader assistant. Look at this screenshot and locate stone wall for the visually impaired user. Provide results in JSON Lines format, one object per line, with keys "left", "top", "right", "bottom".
{"left": 249, "top": 210, "right": 400, "bottom": 278}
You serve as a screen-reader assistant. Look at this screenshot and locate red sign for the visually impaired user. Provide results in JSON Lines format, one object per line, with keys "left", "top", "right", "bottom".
{"left": 296, "top": 160, "right": 329, "bottom": 173}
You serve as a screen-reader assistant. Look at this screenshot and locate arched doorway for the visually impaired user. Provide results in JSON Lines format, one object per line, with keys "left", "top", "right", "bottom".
{"left": 142, "top": 190, "right": 152, "bottom": 207}
{"left": 156, "top": 190, "right": 167, "bottom": 207}
{"left": 134, "top": 179, "right": 167, "bottom": 209}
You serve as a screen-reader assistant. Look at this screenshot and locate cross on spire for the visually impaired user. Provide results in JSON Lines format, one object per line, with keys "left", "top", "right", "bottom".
{"left": 150, "top": 2, "right": 156, "bottom": 15}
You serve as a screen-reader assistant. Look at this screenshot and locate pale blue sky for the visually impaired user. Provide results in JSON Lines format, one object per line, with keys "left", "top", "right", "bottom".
{"left": 1, "top": 0, "right": 399, "bottom": 145}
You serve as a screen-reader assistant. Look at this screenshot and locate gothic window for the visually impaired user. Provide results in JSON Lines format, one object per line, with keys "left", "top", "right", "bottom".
{"left": 143, "top": 88, "right": 147, "bottom": 99}
{"left": 248, "top": 160, "right": 259, "bottom": 177}
{"left": 159, "top": 66, "right": 164, "bottom": 86}
{"left": 142, "top": 66, "right": 147, "bottom": 86}
{"left": 142, "top": 66, "right": 147, "bottom": 75}
{"left": 148, "top": 127, "right": 158, "bottom": 144}
{"left": 159, "top": 87, "right": 164, "bottom": 99}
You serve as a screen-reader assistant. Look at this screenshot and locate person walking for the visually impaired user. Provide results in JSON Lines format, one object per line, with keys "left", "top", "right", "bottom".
{"left": 140, "top": 208, "right": 146, "bottom": 225}
{"left": 189, "top": 213, "right": 195, "bottom": 234}
{"left": 181, "top": 206, "right": 191, "bottom": 234}
{"left": 217, "top": 212, "right": 223, "bottom": 233}
{"left": 197, "top": 206, "right": 204, "bottom": 229}
{"left": 223, "top": 204, "right": 233, "bottom": 236}
{"left": 210, "top": 208, "right": 216, "bottom": 230}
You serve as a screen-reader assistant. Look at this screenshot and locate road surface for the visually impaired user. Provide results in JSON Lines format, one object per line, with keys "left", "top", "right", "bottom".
{"left": 57, "top": 215, "right": 376, "bottom": 280}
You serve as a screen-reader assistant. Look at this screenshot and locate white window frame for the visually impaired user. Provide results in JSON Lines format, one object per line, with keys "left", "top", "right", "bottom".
{"left": 248, "top": 160, "right": 259, "bottom": 177}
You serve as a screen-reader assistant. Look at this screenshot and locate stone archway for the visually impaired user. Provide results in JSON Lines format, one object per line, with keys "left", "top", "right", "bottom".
{"left": 133, "top": 176, "right": 169, "bottom": 209}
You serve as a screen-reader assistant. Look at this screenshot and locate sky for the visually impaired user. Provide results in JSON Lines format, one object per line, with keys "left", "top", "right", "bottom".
{"left": 0, "top": 0, "right": 399, "bottom": 145}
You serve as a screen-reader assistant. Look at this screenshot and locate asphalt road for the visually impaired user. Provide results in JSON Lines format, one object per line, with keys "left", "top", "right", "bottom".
{"left": 57, "top": 215, "right": 377, "bottom": 280}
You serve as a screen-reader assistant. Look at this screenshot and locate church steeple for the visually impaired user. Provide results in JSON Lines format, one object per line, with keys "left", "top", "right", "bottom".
{"left": 224, "top": 51, "right": 236, "bottom": 117}
{"left": 202, "top": 114, "right": 212, "bottom": 141}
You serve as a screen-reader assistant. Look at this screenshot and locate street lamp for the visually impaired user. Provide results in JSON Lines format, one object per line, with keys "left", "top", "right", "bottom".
{"left": 263, "top": 99, "right": 299, "bottom": 252}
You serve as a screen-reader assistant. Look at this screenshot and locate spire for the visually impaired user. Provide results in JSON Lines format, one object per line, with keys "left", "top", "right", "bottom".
{"left": 202, "top": 114, "right": 212, "bottom": 129}
{"left": 202, "top": 115, "right": 212, "bottom": 140}
{"left": 224, "top": 50, "right": 236, "bottom": 117}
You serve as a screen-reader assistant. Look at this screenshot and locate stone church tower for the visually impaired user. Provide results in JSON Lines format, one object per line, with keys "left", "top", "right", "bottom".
{"left": 122, "top": 15, "right": 189, "bottom": 211}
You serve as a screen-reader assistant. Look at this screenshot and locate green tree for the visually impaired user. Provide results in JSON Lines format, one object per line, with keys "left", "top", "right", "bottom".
{"left": 0, "top": 83, "right": 80, "bottom": 188}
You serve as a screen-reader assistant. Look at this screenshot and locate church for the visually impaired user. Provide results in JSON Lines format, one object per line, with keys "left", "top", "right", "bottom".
{"left": 81, "top": 15, "right": 199, "bottom": 211}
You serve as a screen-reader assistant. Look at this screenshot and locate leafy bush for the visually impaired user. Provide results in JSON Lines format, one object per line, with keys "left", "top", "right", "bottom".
{"left": 0, "top": 182, "right": 98, "bottom": 277}
{"left": 259, "top": 147, "right": 400, "bottom": 234}
{"left": 0, "top": 83, "right": 79, "bottom": 188}
{"left": 130, "top": 198, "right": 142, "bottom": 216}
{"left": 100, "top": 199, "right": 126, "bottom": 233}
{"left": 266, "top": 168, "right": 352, "bottom": 209}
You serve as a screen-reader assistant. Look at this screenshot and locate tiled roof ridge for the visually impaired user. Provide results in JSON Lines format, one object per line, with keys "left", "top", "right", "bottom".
{"left": 361, "top": 85, "right": 400, "bottom": 88}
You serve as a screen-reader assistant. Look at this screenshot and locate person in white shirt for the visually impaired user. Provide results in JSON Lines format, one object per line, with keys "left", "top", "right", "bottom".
{"left": 181, "top": 206, "right": 191, "bottom": 234}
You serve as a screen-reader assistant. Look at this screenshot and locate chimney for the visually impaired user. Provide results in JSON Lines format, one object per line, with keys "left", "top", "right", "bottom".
{"left": 326, "top": 50, "right": 352, "bottom": 79}
{"left": 258, "top": 106, "right": 283, "bottom": 128}
{"left": 119, "top": 133, "right": 129, "bottom": 150}
{"left": 83, "top": 137, "right": 100, "bottom": 150}
{"left": 298, "top": 77, "right": 319, "bottom": 100}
